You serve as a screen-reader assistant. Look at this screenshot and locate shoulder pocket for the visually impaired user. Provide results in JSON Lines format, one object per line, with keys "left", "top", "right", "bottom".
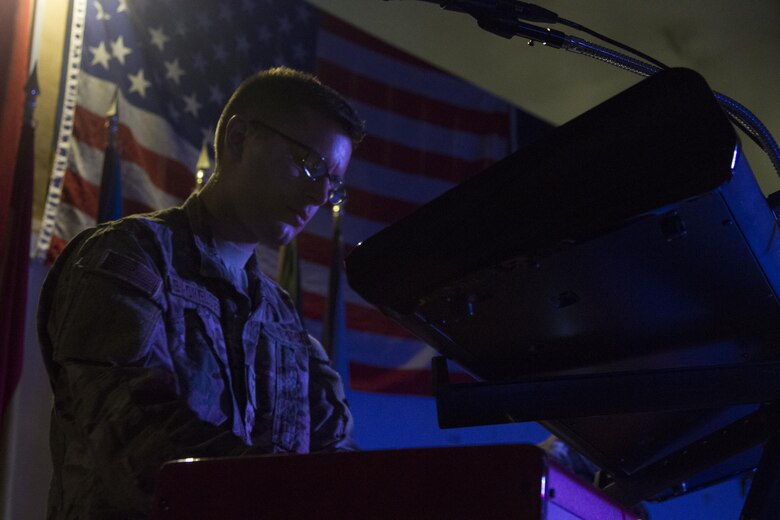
{"left": 55, "top": 269, "right": 163, "bottom": 366}
{"left": 88, "top": 249, "right": 163, "bottom": 298}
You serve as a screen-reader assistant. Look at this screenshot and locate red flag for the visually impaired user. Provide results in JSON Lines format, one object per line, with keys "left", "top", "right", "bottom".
{"left": 0, "top": 0, "right": 34, "bottom": 260}
{"left": 0, "top": 68, "right": 37, "bottom": 421}
{"left": 0, "top": 0, "right": 35, "bottom": 421}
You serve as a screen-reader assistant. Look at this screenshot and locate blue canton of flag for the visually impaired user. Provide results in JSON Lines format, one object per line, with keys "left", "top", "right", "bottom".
{"left": 82, "top": 0, "right": 317, "bottom": 149}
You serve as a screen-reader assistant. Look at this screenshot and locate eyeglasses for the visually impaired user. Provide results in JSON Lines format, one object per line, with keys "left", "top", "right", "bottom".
{"left": 247, "top": 119, "right": 347, "bottom": 205}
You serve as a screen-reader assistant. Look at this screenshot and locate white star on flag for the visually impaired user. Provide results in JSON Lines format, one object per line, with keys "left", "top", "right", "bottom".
{"left": 111, "top": 35, "right": 132, "bottom": 65}
{"left": 175, "top": 21, "right": 188, "bottom": 37}
{"left": 164, "top": 59, "right": 185, "bottom": 84}
{"left": 149, "top": 27, "right": 170, "bottom": 51}
{"left": 278, "top": 15, "right": 292, "bottom": 34}
{"left": 292, "top": 43, "right": 307, "bottom": 65}
{"left": 128, "top": 68, "right": 151, "bottom": 97}
{"left": 257, "top": 26, "right": 271, "bottom": 44}
{"left": 192, "top": 53, "right": 207, "bottom": 73}
{"left": 167, "top": 102, "right": 180, "bottom": 121}
{"left": 296, "top": 5, "right": 312, "bottom": 24}
{"left": 208, "top": 84, "right": 225, "bottom": 105}
{"left": 213, "top": 43, "right": 227, "bottom": 62}
{"left": 95, "top": 1, "right": 111, "bottom": 20}
{"left": 200, "top": 127, "right": 215, "bottom": 145}
{"left": 236, "top": 35, "right": 250, "bottom": 54}
{"left": 218, "top": 4, "right": 234, "bottom": 20}
{"left": 90, "top": 41, "right": 112, "bottom": 69}
{"left": 197, "top": 13, "right": 212, "bottom": 30}
{"left": 183, "top": 93, "right": 202, "bottom": 117}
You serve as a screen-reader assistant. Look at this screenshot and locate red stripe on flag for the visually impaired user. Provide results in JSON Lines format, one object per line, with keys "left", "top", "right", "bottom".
{"left": 60, "top": 168, "right": 156, "bottom": 220}
{"left": 342, "top": 186, "right": 420, "bottom": 225}
{"left": 302, "top": 291, "right": 417, "bottom": 339}
{"left": 47, "top": 234, "right": 68, "bottom": 265}
{"left": 73, "top": 105, "right": 108, "bottom": 150}
{"left": 297, "top": 231, "right": 355, "bottom": 266}
{"left": 317, "top": 59, "right": 511, "bottom": 137}
{"left": 348, "top": 362, "right": 476, "bottom": 395}
{"left": 355, "top": 134, "right": 494, "bottom": 182}
{"left": 312, "top": 13, "right": 518, "bottom": 396}
{"left": 297, "top": 231, "right": 332, "bottom": 265}
{"left": 123, "top": 198, "right": 156, "bottom": 217}
{"left": 60, "top": 170, "right": 98, "bottom": 218}
{"left": 74, "top": 105, "right": 194, "bottom": 200}
{"left": 319, "top": 12, "right": 443, "bottom": 72}
{"left": 345, "top": 301, "right": 418, "bottom": 339}
{"left": 297, "top": 192, "right": 417, "bottom": 237}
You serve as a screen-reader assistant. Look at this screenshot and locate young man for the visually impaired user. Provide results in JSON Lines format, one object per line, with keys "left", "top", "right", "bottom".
{"left": 37, "top": 67, "right": 365, "bottom": 519}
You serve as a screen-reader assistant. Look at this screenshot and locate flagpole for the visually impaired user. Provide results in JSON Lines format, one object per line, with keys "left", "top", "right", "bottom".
{"left": 322, "top": 202, "right": 349, "bottom": 384}
{"left": 322, "top": 203, "right": 341, "bottom": 357}
{"left": 277, "top": 237, "right": 303, "bottom": 319}
{"left": 96, "top": 90, "right": 122, "bottom": 223}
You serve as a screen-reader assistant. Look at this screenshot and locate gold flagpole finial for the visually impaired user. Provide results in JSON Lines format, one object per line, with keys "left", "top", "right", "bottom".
{"left": 195, "top": 140, "right": 211, "bottom": 191}
{"left": 106, "top": 89, "right": 119, "bottom": 145}
{"left": 23, "top": 64, "right": 40, "bottom": 125}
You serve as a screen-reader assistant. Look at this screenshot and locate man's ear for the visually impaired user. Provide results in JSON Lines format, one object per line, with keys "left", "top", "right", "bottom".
{"left": 225, "top": 115, "right": 248, "bottom": 160}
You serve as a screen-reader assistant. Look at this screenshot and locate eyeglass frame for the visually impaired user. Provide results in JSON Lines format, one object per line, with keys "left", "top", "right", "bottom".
{"left": 246, "top": 119, "right": 347, "bottom": 205}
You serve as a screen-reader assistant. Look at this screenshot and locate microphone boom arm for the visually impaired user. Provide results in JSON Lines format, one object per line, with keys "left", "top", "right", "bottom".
{"left": 422, "top": 0, "right": 780, "bottom": 180}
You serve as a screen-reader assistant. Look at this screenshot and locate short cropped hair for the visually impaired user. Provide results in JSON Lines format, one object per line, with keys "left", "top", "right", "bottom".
{"left": 213, "top": 67, "right": 365, "bottom": 165}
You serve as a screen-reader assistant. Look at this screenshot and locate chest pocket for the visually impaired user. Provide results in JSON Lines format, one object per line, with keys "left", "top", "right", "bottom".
{"left": 252, "top": 321, "right": 311, "bottom": 453}
{"left": 167, "top": 276, "right": 230, "bottom": 427}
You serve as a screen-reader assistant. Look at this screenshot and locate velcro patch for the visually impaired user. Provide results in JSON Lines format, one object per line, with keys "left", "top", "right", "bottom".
{"left": 98, "top": 250, "right": 162, "bottom": 297}
{"left": 261, "top": 322, "right": 310, "bottom": 345}
{"left": 167, "top": 275, "right": 220, "bottom": 316}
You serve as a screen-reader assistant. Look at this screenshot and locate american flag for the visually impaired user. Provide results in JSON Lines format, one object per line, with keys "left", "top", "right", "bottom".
{"left": 37, "top": 0, "right": 523, "bottom": 395}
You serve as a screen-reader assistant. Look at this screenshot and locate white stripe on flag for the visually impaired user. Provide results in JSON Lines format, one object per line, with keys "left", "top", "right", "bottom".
{"left": 347, "top": 158, "right": 455, "bottom": 205}
{"left": 73, "top": 140, "right": 184, "bottom": 210}
{"left": 77, "top": 72, "right": 200, "bottom": 174}
{"left": 317, "top": 29, "right": 511, "bottom": 112}
{"left": 351, "top": 100, "right": 511, "bottom": 161}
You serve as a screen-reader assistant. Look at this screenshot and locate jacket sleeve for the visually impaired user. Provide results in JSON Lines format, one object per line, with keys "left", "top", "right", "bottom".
{"left": 307, "top": 335, "right": 358, "bottom": 451}
{"left": 41, "top": 225, "right": 266, "bottom": 511}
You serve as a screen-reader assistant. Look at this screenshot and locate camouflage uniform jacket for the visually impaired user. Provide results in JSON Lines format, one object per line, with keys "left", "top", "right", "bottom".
{"left": 37, "top": 195, "right": 355, "bottom": 519}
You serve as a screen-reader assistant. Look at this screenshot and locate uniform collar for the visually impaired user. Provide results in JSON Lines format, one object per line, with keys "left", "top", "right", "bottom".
{"left": 181, "top": 194, "right": 264, "bottom": 291}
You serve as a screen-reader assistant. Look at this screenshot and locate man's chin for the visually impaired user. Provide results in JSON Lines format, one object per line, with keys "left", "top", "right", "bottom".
{"left": 260, "top": 223, "right": 300, "bottom": 248}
